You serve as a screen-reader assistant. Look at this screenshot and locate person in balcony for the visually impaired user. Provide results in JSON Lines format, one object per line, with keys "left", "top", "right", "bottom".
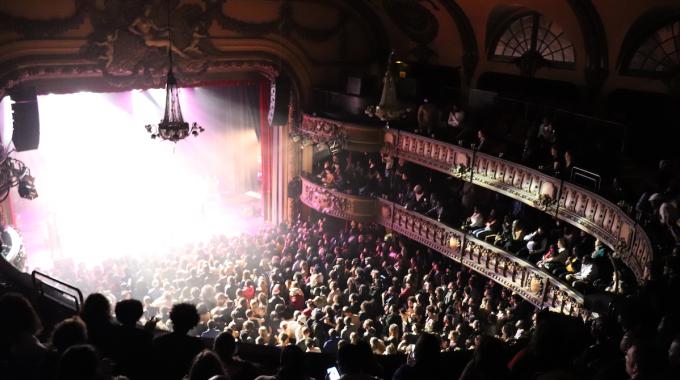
{"left": 491, "top": 215, "right": 513, "bottom": 246}
{"left": 475, "top": 129, "right": 490, "bottom": 154}
{"left": 565, "top": 255, "right": 600, "bottom": 292}
{"left": 540, "top": 145, "right": 563, "bottom": 177}
{"left": 563, "top": 150, "right": 575, "bottom": 178}
{"left": 503, "top": 219, "right": 526, "bottom": 253}
{"left": 463, "top": 206, "right": 485, "bottom": 232}
{"left": 517, "top": 226, "right": 548, "bottom": 262}
{"left": 416, "top": 98, "right": 438, "bottom": 137}
{"left": 536, "top": 117, "right": 556, "bottom": 145}
{"left": 405, "top": 184, "right": 429, "bottom": 213}
{"left": 472, "top": 209, "right": 499, "bottom": 240}
{"left": 537, "top": 238, "right": 570, "bottom": 273}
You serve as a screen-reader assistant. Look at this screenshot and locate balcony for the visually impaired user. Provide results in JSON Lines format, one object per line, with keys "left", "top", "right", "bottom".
{"left": 298, "top": 113, "right": 653, "bottom": 284}
{"left": 299, "top": 177, "right": 586, "bottom": 318}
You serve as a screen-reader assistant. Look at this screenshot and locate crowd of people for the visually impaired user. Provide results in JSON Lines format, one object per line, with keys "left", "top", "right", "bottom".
{"left": 312, "top": 148, "right": 622, "bottom": 294}
{"left": 1, "top": 214, "right": 680, "bottom": 380}
{"left": 1, "top": 99, "right": 678, "bottom": 379}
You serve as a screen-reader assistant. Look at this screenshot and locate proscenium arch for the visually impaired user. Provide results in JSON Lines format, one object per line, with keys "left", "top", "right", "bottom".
{"left": 0, "top": 39, "right": 313, "bottom": 108}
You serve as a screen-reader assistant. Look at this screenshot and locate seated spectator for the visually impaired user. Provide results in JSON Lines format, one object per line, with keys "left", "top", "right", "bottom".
{"left": 113, "top": 298, "right": 153, "bottom": 380}
{"left": 187, "top": 350, "right": 226, "bottom": 380}
{"left": 517, "top": 226, "right": 548, "bottom": 262}
{"left": 405, "top": 184, "right": 429, "bottom": 213}
{"left": 153, "top": 303, "right": 205, "bottom": 380}
{"left": 214, "top": 331, "right": 258, "bottom": 380}
{"left": 472, "top": 209, "right": 499, "bottom": 240}
{"left": 566, "top": 255, "right": 599, "bottom": 292}
{"left": 537, "top": 238, "right": 570, "bottom": 273}
{"left": 463, "top": 206, "right": 485, "bottom": 231}
{"left": 502, "top": 219, "right": 526, "bottom": 252}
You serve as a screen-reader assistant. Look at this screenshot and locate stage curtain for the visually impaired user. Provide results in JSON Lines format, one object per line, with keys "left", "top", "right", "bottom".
{"left": 258, "top": 80, "right": 272, "bottom": 222}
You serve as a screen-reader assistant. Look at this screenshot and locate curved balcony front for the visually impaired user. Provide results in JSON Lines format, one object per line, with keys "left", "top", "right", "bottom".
{"left": 383, "top": 129, "right": 651, "bottom": 283}
{"left": 299, "top": 177, "right": 586, "bottom": 318}
{"left": 300, "top": 114, "right": 384, "bottom": 152}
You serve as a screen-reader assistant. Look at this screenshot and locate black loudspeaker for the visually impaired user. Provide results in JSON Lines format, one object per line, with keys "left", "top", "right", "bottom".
{"left": 268, "top": 74, "right": 291, "bottom": 127}
{"left": 10, "top": 87, "right": 40, "bottom": 151}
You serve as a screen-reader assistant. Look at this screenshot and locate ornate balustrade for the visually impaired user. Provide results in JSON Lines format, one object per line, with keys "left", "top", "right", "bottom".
{"left": 299, "top": 177, "right": 586, "bottom": 318}
{"left": 300, "top": 177, "right": 377, "bottom": 222}
{"left": 300, "top": 114, "right": 384, "bottom": 152}
{"left": 384, "top": 129, "right": 652, "bottom": 283}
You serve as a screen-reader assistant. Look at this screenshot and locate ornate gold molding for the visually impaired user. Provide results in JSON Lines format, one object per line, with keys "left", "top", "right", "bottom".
{"left": 385, "top": 129, "right": 651, "bottom": 283}
{"left": 299, "top": 114, "right": 384, "bottom": 152}
{"left": 299, "top": 177, "right": 586, "bottom": 318}
{"left": 295, "top": 115, "right": 652, "bottom": 284}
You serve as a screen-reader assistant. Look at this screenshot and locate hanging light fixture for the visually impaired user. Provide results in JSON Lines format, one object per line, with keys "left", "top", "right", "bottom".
{"left": 365, "top": 51, "right": 410, "bottom": 126}
{"left": 145, "top": 4, "right": 204, "bottom": 142}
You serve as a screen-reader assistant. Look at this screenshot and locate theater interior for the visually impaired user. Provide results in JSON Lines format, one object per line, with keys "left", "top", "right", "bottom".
{"left": 0, "top": 1, "right": 679, "bottom": 380}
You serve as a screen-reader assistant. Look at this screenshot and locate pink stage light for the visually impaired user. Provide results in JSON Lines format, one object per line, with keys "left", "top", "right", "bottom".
{"left": 9, "top": 89, "right": 263, "bottom": 270}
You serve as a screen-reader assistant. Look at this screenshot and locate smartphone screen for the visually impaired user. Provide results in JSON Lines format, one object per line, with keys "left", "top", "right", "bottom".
{"left": 326, "top": 366, "right": 340, "bottom": 380}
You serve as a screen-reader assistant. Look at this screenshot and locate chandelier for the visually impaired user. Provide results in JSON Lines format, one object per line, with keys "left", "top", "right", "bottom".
{"left": 365, "top": 51, "right": 410, "bottom": 125}
{"left": 144, "top": 6, "right": 204, "bottom": 142}
{"left": 0, "top": 146, "right": 37, "bottom": 202}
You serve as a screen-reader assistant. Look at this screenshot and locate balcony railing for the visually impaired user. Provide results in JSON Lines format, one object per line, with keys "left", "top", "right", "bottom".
{"left": 297, "top": 114, "right": 652, "bottom": 284}
{"left": 299, "top": 177, "right": 586, "bottom": 318}
{"left": 300, "top": 114, "right": 384, "bottom": 152}
{"left": 384, "top": 129, "right": 651, "bottom": 283}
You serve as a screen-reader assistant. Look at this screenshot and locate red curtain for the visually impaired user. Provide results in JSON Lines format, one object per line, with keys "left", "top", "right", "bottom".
{"left": 258, "top": 80, "right": 271, "bottom": 222}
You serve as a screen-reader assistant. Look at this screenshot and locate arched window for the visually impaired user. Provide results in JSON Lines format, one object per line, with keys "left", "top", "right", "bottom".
{"left": 492, "top": 13, "right": 575, "bottom": 69}
{"left": 627, "top": 20, "right": 680, "bottom": 74}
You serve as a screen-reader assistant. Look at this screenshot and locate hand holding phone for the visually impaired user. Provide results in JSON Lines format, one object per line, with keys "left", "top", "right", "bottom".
{"left": 326, "top": 366, "right": 340, "bottom": 380}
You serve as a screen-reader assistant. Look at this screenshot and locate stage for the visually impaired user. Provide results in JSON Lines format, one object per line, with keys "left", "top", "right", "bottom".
{"left": 2, "top": 86, "right": 266, "bottom": 271}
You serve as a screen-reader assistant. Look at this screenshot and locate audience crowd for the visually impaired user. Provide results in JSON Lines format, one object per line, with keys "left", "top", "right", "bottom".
{"left": 1, "top": 212, "right": 679, "bottom": 380}
{"left": 312, "top": 149, "right": 624, "bottom": 294}
{"left": 0, "top": 102, "right": 678, "bottom": 380}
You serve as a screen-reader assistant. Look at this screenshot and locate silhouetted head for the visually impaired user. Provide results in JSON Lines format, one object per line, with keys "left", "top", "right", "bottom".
{"left": 81, "top": 293, "right": 111, "bottom": 324}
{"left": 188, "top": 350, "right": 225, "bottom": 380}
{"left": 278, "top": 344, "right": 306, "bottom": 379}
{"left": 115, "top": 299, "right": 144, "bottom": 326}
{"left": 214, "top": 331, "right": 237, "bottom": 362}
{"left": 169, "top": 303, "right": 200, "bottom": 334}
{"left": 50, "top": 316, "right": 88, "bottom": 354}
{"left": 0, "top": 293, "right": 42, "bottom": 343}
{"left": 57, "top": 344, "right": 99, "bottom": 380}
{"left": 414, "top": 333, "right": 440, "bottom": 366}
{"left": 337, "top": 343, "right": 362, "bottom": 375}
